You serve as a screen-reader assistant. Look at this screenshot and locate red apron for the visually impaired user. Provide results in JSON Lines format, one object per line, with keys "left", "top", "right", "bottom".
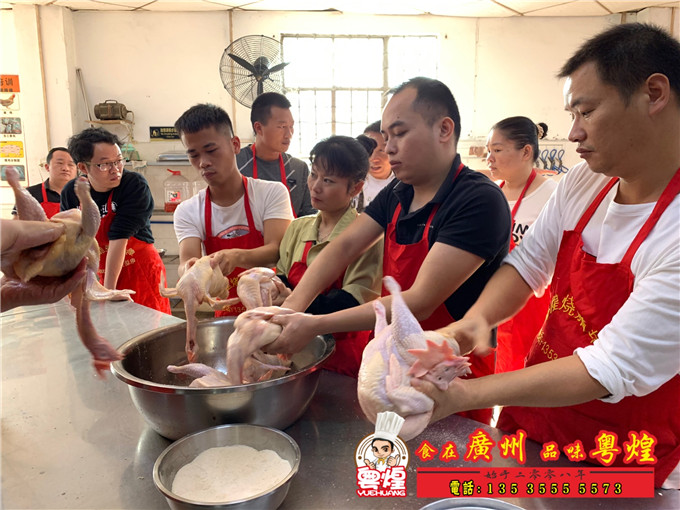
{"left": 498, "top": 168, "right": 680, "bottom": 487}
{"left": 382, "top": 163, "right": 495, "bottom": 424}
{"left": 40, "top": 182, "right": 61, "bottom": 218}
{"left": 251, "top": 144, "right": 296, "bottom": 218}
{"left": 204, "top": 176, "right": 265, "bottom": 317}
{"left": 496, "top": 169, "right": 551, "bottom": 373}
{"left": 95, "top": 193, "right": 171, "bottom": 314}
{"left": 287, "top": 240, "right": 371, "bottom": 377}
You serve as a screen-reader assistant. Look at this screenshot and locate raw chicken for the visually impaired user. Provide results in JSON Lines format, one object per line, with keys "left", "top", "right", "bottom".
{"left": 167, "top": 268, "right": 291, "bottom": 387}
{"left": 6, "top": 167, "right": 135, "bottom": 375}
{"left": 160, "top": 255, "right": 232, "bottom": 362}
{"left": 223, "top": 267, "right": 287, "bottom": 309}
{"left": 357, "top": 276, "right": 471, "bottom": 441}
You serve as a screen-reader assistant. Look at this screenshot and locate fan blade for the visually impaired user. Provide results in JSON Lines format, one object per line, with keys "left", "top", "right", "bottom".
{"left": 228, "top": 53, "right": 257, "bottom": 75}
{"left": 257, "top": 81, "right": 264, "bottom": 96}
{"left": 266, "top": 62, "right": 289, "bottom": 75}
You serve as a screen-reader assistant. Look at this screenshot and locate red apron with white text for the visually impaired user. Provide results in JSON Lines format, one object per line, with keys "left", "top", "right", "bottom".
{"left": 288, "top": 240, "right": 370, "bottom": 377}
{"left": 40, "top": 182, "right": 61, "bottom": 218}
{"left": 382, "top": 163, "right": 495, "bottom": 424}
{"left": 496, "top": 169, "right": 551, "bottom": 373}
{"left": 252, "top": 144, "right": 296, "bottom": 218}
{"left": 498, "top": 169, "right": 680, "bottom": 487}
{"left": 96, "top": 194, "right": 171, "bottom": 314}
{"left": 204, "top": 176, "right": 265, "bottom": 317}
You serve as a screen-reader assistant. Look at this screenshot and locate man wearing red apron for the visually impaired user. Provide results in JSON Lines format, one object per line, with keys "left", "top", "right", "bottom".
{"left": 266, "top": 78, "right": 511, "bottom": 427}
{"left": 236, "top": 92, "right": 315, "bottom": 218}
{"left": 12, "top": 147, "right": 76, "bottom": 219}
{"left": 412, "top": 24, "right": 680, "bottom": 488}
{"left": 95, "top": 193, "right": 170, "bottom": 313}
{"left": 63, "top": 129, "right": 170, "bottom": 314}
{"left": 173, "top": 104, "right": 293, "bottom": 315}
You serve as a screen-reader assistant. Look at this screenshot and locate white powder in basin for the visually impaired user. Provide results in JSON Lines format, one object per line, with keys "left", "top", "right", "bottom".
{"left": 171, "top": 445, "right": 292, "bottom": 503}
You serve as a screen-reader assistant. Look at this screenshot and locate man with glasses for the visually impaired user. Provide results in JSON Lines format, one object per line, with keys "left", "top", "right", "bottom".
{"left": 11, "top": 147, "right": 77, "bottom": 218}
{"left": 61, "top": 128, "right": 170, "bottom": 314}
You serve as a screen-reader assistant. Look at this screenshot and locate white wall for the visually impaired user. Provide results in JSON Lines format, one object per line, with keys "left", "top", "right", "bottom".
{"left": 2, "top": 5, "right": 678, "bottom": 220}
{"left": 65, "top": 9, "right": 621, "bottom": 178}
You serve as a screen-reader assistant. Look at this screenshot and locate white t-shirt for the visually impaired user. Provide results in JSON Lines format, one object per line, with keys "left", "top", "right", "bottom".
{"left": 173, "top": 177, "right": 293, "bottom": 245}
{"left": 507, "top": 178, "right": 558, "bottom": 245}
{"left": 507, "top": 162, "right": 680, "bottom": 488}
{"left": 506, "top": 161, "right": 680, "bottom": 406}
{"left": 363, "top": 174, "right": 395, "bottom": 208}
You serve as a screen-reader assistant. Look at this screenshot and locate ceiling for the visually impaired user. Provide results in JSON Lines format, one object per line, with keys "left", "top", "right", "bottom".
{"left": 1, "top": 0, "right": 678, "bottom": 17}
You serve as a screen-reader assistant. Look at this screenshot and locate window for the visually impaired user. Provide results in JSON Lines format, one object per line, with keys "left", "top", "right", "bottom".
{"left": 282, "top": 34, "right": 438, "bottom": 158}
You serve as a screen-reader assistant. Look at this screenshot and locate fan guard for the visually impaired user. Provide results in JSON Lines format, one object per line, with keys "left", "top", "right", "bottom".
{"left": 219, "top": 35, "right": 289, "bottom": 108}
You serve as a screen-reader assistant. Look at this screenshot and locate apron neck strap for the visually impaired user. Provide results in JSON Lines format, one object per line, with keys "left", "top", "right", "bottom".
{"left": 621, "top": 166, "right": 680, "bottom": 266}
{"left": 574, "top": 177, "right": 619, "bottom": 234}
{"left": 503, "top": 168, "right": 537, "bottom": 220}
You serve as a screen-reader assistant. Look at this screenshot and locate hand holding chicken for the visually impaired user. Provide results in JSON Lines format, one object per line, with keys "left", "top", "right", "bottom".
{"left": 5, "top": 167, "right": 134, "bottom": 375}
{"left": 357, "top": 276, "right": 471, "bottom": 441}
{"left": 168, "top": 268, "right": 294, "bottom": 387}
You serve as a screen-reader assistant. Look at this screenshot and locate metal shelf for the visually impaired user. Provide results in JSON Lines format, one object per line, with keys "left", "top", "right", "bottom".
{"left": 86, "top": 118, "right": 134, "bottom": 142}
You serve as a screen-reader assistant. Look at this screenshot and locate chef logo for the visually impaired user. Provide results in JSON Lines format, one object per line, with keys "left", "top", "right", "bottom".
{"left": 355, "top": 412, "right": 409, "bottom": 497}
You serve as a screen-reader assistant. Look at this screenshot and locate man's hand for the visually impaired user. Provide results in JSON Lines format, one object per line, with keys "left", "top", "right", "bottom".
{"left": 210, "top": 250, "right": 238, "bottom": 276}
{"left": 410, "top": 375, "right": 471, "bottom": 424}
{"left": 1, "top": 257, "right": 87, "bottom": 312}
{"left": 1, "top": 219, "right": 66, "bottom": 278}
{"left": 266, "top": 311, "right": 320, "bottom": 354}
{"left": 436, "top": 314, "right": 494, "bottom": 356}
{"left": 181, "top": 257, "right": 200, "bottom": 276}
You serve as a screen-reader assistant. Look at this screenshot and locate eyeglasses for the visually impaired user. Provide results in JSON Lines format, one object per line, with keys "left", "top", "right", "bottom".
{"left": 87, "top": 158, "right": 125, "bottom": 172}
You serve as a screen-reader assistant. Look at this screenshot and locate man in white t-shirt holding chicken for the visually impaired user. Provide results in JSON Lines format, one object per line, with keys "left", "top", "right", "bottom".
{"left": 173, "top": 103, "right": 293, "bottom": 316}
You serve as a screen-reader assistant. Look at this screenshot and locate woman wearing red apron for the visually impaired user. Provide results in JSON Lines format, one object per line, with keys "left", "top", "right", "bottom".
{"left": 64, "top": 129, "right": 170, "bottom": 314}
{"left": 276, "top": 135, "right": 383, "bottom": 377}
{"left": 486, "top": 117, "right": 558, "bottom": 373}
{"left": 498, "top": 168, "right": 680, "bottom": 487}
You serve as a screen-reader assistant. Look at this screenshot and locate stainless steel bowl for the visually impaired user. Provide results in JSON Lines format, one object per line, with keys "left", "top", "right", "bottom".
{"left": 111, "top": 318, "right": 334, "bottom": 439}
{"left": 419, "top": 498, "right": 524, "bottom": 510}
{"left": 154, "top": 424, "right": 300, "bottom": 510}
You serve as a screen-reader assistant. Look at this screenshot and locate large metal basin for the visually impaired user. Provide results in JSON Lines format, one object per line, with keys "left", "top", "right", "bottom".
{"left": 111, "top": 318, "right": 334, "bottom": 439}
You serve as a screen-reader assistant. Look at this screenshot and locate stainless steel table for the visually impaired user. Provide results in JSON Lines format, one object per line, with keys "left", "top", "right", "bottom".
{"left": 2, "top": 300, "right": 677, "bottom": 509}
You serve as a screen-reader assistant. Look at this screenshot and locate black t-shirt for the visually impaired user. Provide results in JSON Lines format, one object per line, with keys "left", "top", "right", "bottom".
{"left": 11, "top": 179, "right": 60, "bottom": 215}
{"left": 364, "top": 154, "right": 511, "bottom": 321}
{"left": 60, "top": 170, "right": 155, "bottom": 244}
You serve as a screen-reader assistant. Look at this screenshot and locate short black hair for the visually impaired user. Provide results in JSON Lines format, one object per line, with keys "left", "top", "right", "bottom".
{"left": 250, "top": 92, "right": 291, "bottom": 130}
{"left": 67, "top": 128, "right": 121, "bottom": 164}
{"left": 558, "top": 23, "right": 680, "bottom": 105}
{"left": 491, "top": 117, "right": 547, "bottom": 162}
{"left": 309, "top": 135, "right": 370, "bottom": 186}
{"left": 390, "top": 77, "right": 462, "bottom": 142}
{"left": 46, "top": 147, "right": 71, "bottom": 164}
{"left": 175, "top": 103, "right": 234, "bottom": 137}
{"left": 364, "top": 120, "right": 381, "bottom": 134}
